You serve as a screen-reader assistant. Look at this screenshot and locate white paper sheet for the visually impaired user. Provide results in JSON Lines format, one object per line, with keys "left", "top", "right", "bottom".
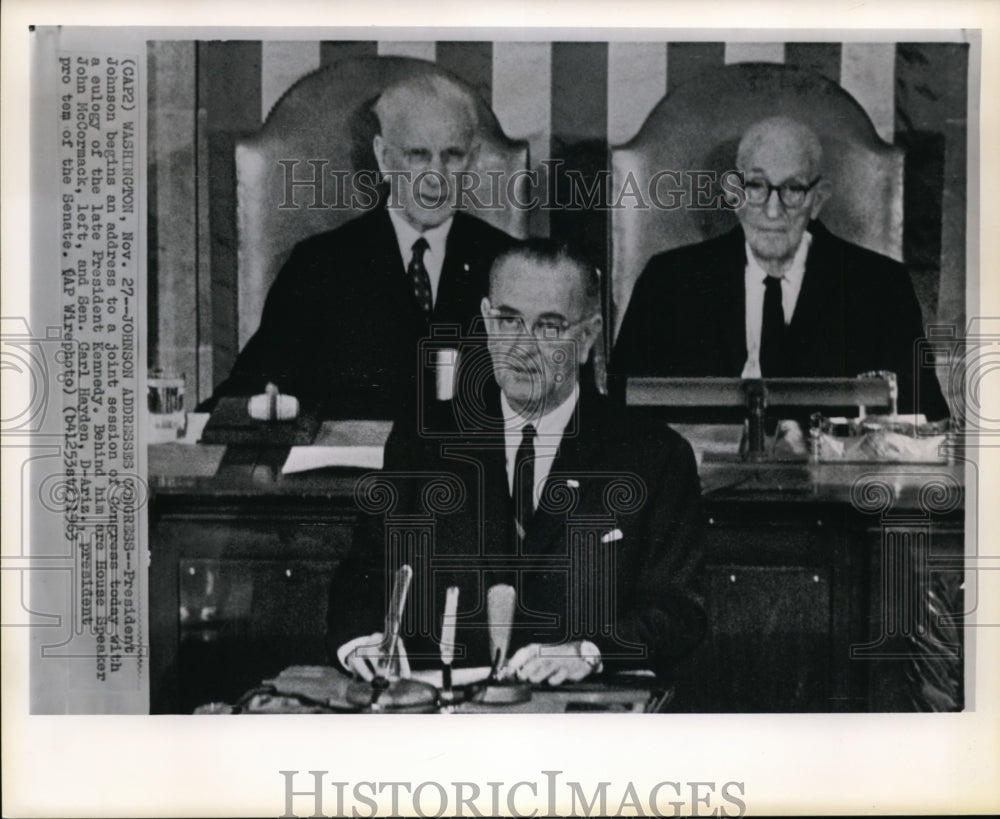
{"left": 281, "top": 419, "right": 393, "bottom": 473}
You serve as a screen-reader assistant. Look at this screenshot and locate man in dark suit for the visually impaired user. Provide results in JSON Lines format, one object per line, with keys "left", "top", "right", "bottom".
{"left": 612, "top": 116, "right": 949, "bottom": 420}
{"left": 327, "top": 240, "right": 706, "bottom": 684}
{"left": 205, "top": 74, "right": 513, "bottom": 419}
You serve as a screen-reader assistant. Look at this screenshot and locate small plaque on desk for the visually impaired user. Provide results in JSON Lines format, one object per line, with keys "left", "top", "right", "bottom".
{"left": 282, "top": 420, "right": 394, "bottom": 474}
{"left": 200, "top": 397, "right": 321, "bottom": 446}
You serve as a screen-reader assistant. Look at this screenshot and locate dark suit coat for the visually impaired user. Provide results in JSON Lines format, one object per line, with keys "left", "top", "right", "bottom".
{"left": 325, "top": 384, "right": 707, "bottom": 679}
{"left": 206, "top": 207, "right": 514, "bottom": 419}
{"left": 611, "top": 222, "right": 949, "bottom": 419}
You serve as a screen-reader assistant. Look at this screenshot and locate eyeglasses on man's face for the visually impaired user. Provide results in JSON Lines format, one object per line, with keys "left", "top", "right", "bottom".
{"left": 484, "top": 306, "right": 592, "bottom": 341}
{"left": 387, "top": 143, "right": 471, "bottom": 172}
{"left": 741, "top": 176, "right": 822, "bottom": 209}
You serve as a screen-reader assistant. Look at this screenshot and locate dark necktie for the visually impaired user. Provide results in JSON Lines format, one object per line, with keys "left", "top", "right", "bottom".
{"left": 408, "top": 237, "right": 433, "bottom": 320}
{"left": 513, "top": 424, "right": 536, "bottom": 540}
{"left": 759, "top": 275, "right": 785, "bottom": 378}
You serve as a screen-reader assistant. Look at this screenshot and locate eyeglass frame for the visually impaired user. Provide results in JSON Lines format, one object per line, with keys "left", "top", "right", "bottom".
{"left": 381, "top": 141, "right": 473, "bottom": 172}
{"left": 482, "top": 301, "right": 597, "bottom": 341}
{"left": 740, "top": 175, "right": 823, "bottom": 209}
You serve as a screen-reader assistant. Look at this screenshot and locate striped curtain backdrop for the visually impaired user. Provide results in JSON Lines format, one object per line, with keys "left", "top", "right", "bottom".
{"left": 147, "top": 39, "right": 970, "bottom": 404}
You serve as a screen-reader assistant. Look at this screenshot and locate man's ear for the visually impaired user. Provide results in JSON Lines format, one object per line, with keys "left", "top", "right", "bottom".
{"left": 578, "top": 314, "right": 604, "bottom": 364}
{"left": 810, "top": 178, "right": 833, "bottom": 220}
{"left": 480, "top": 296, "right": 492, "bottom": 320}
{"left": 373, "top": 134, "right": 388, "bottom": 174}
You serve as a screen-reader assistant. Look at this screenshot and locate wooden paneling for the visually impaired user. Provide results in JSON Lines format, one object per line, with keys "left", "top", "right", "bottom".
{"left": 179, "top": 558, "right": 339, "bottom": 711}
{"left": 149, "top": 511, "right": 353, "bottom": 713}
{"left": 672, "top": 505, "right": 848, "bottom": 713}
{"left": 690, "top": 565, "right": 833, "bottom": 712}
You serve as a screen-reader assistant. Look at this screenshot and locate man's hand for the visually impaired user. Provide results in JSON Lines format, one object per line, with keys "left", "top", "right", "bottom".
{"left": 247, "top": 382, "right": 299, "bottom": 421}
{"left": 503, "top": 641, "right": 603, "bottom": 685}
{"left": 336, "top": 632, "right": 411, "bottom": 681}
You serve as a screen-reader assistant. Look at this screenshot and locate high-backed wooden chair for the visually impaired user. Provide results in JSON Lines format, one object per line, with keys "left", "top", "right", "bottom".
{"left": 609, "top": 62, "right": 903, "bottom": 341}
{"left": 236, "top": 56, "right": 530, "bottom": 348}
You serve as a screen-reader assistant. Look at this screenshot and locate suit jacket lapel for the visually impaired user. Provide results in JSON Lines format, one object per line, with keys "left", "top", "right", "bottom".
{"left": 786, "top": 222, "right": 839, "bottom": 367}
{"left": 718, "top": 228, "right": 749, "bottom": 374}
{"left": 445, "top": 383, "right": 518, "bottom": 560}
{"left": 436, "top": 213, "right": 483, "bottom": 327}
{"left": 370, "top": 206, "right": 404, "bottom": 269}
{"left": 367, "top": 207, "right": 415, "bottom": 315}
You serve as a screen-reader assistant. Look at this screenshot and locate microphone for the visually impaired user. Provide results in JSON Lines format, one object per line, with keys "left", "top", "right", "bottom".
{"left": 440, "top": 585, "right": 460, "bottom": 703}
{"left": 487, "top": 583, "right": 516, "bottom": 679}
{"left": 471, "top": 584, "right": 530, "bottom": 704}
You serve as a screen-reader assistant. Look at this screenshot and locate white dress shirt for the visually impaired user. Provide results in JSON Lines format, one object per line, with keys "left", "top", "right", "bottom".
{"left": 387, "top": 209, "right": 453, "bottom": 306}
{"left": 499, "top": 386, "right": 579, "bottom": 510}
{"left": 741, "top": 231, "right": 812, "bottom": 378}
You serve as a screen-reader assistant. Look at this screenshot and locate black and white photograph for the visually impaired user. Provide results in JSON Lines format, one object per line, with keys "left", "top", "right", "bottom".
{"left": 140, "top": 32, "right": 974, "bottom": 716}
{"left": 3, "top": 1, "right": 1000, "bottom": 816}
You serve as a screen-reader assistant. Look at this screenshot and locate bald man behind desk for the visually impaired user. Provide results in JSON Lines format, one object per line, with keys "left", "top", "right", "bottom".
{"left": 612, "top": 116, "right": 950, "bottom": 421}
{"left": 204, "top": 73, "right": 514, "bottom": 420}
{"left": 326, "top": 240, "right": 707, "bottom": 687}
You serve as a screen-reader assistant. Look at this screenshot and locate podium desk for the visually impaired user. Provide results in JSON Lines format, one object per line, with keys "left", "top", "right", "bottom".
{"left": 150, "top": 444, "right": 965, "bottom": 714}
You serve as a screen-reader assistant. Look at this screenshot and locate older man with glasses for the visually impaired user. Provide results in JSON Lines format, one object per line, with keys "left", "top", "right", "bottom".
{"left": 612, "top": 115, "right": 949, "bottom": 420}
{"left": 327, "top": 240, "right": 706, "bottom": 688}
{"left": 203, "top": 73, "right": 514, "bottom": 420}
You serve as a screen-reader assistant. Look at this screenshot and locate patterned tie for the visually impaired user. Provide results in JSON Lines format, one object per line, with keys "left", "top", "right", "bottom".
{"left": 408, "top": 237, "right": 433, "bottom": 320}
{"left": 513, "top": 423, "right": 537, "bottom": 540}
{"left": 759, "top": 275, "right": 785, "bottom": 378}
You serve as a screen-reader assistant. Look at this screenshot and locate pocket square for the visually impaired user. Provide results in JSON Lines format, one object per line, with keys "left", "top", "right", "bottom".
{"left": 601, "top": 528, "right": 623, "bottom": 544}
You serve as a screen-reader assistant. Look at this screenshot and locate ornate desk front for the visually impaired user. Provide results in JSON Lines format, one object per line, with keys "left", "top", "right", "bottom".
{"left": 150, "top": 446, "right": 966, "bottom": 714}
